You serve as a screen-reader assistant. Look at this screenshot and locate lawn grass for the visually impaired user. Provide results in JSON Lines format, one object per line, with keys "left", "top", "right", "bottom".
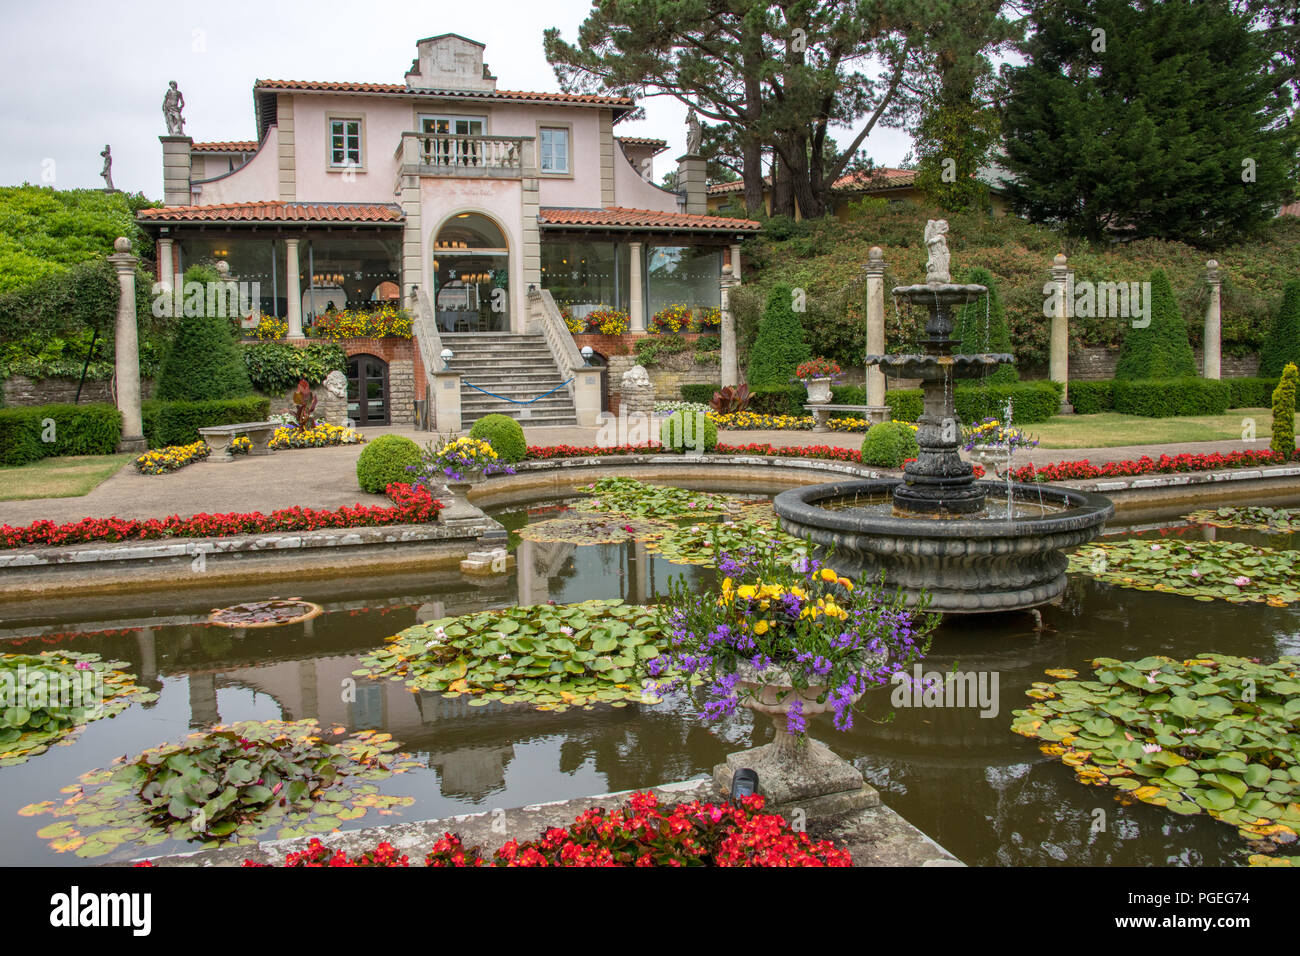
{"left": 1029, "top": 408, "right": 1299, "bottom": 449}
{"left": 0, "top": 453, "right": 134, "bottom": 501}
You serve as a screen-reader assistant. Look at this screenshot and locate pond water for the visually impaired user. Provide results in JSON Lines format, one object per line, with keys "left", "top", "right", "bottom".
{"left": 1, "top": 485, "right": 1297, "bottom": 867}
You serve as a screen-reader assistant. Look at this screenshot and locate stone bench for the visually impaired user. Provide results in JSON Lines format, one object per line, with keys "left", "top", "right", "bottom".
{"left": 198, "top": 422, "right": 278, "bottom": 462}
{"left": 805, "top": 403, "right": 891, "bottom": 432}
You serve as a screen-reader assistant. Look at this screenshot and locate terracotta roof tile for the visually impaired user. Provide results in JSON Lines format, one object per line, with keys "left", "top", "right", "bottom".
{"left": 616, "top": 136, "right": 668, "bottom": 153}
{"left": 539, "top": 206, "right": 759, "bottom": 232}
{"left": 191, "top": 141, "right": 259, "bottom": 152}
{"left": 254, "top": 79, "right": 631, "bottom": 106}
{"left": 1279, "top": 201, "right": 1300, "bottom": 217}
{"left": 137, "top": 201, "right": 403, "bottom": 224}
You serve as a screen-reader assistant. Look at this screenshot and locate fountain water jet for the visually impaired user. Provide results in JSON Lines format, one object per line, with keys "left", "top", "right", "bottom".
{"left": 773, "top": 222, "right": 1113, "bottom": 613}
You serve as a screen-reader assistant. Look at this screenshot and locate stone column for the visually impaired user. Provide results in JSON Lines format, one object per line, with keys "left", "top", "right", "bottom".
{"left": 284, "top": 237, "right": 304, "bottom": 339}
{"left": 720, "top": 263, "right": 739, "bottom": 388}
{"left": 677, "top": 154, "right": 708, "bottom": 215}
{"left": 188, "top": 671, "right": 220, "bottom": 730}
{"left": 160, "top": 135, "right": 192, "bottom": 207}
{"left": 865, "top": 246, "right": 887, "bottom": 410}
{"left": 109, "top": 238, "right": 147, "bottom": 452}
{"left": 1204, "top": 259, "right": 1222, "bottom": 380}
{"left": 156, "top": 236, "right": 176, "bottom": 292}
{"left": 629, "top": 241, "right": 645, "bottom": 332}
{"left": 729, "top": 243, "right": 742, "bottom": 282}
{"left": 1050, "top": 253, "right": 1072, "bottom": 413}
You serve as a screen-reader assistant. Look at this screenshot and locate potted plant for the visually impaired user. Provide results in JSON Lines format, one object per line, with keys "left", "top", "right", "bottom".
{"left": 409, "top": 435, "right": 515, "bottom": 503}
{"left": 795, "top": 357, "right": 842, "bottom": 404}
{"left": 651, "top": 549, "right": 937, "bottom": 756}
{"left": 961, "top": 417, "right": 1039, "bottom": 473}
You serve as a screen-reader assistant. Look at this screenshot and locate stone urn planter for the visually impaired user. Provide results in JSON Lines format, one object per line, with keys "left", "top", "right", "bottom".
{"left": 803, "top": 377, "right": 833, "bottom": 405}
{"left": 713, "top": 660, "right": 879, "bottom": 817}
{"left": 970, "top": 445, "right": 1013, "bottom": 474}
{"left": 437, "top": 468, "right": 485, "bottom": 530}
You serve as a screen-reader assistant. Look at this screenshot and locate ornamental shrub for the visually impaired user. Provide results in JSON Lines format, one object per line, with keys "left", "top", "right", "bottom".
{"left": 1226, "top": 376, "right": 1281, "bottom": 409}
{"left": 954, "top": 267, "right": 1017, "bottom": 384}
{"left": 1260, "top": 280, "right": 1300, "bottom": 377}
{"left": 884, "top": 390, "right": 924, "bottom": 422}
{"left": 659, "top": 409, "right": 718, "bottom": 453}
{"left": 356, "top": 434, "right": 423, "bottom": 494}
{"left": 1110, "top": 378, "right": 1230, "bottom": 417}
{"left": 468, "top": 413, "right": 526, "bottom": 463}
{"left": 747, "top": 384, "right": 806, "bottom": 416}
{"left": 680, "top": 383, "right": 717, "bottom": 404}
{"left": 1114, "top": 270, "right": 1197, "bottom": 380}
{"left": 957, "top": 380, "right": 1062, "bottom": 424}
{"left": 1066, "top": 380, "right": 1114, "bottom": 415}
{"left": 860, "top": 421, "right": 919, "bottom": 467}
{"left": 0, "top": 402, "right": 122, "bottom": 465}
{"left": 746, "top": 283, "right": 810, "bottom": 388}
{"left": 1272, "top": 363, "right": 1297, "bottom": 456}
{"left": 142, "top": 396, "right": 271, "bottom": 447}
{"left": 154, "top": 265, "right": 254, "bottom": 401}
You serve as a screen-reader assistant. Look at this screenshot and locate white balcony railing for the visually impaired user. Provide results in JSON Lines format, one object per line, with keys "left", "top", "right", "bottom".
{"left": 398, "top": 132, "right": 533, "bottom": 179}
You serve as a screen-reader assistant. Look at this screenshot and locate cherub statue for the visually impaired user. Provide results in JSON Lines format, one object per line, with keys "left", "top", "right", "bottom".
{"left": 924, "top": 219, "right": 951, "bottom": 284}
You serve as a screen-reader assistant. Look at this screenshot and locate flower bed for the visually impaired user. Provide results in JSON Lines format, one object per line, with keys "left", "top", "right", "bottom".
{"left": 133, "top": 440, "right": 210, "bottom": 475}
{"left": 1011, "top": 449, "right": 1300, "bottom": 483}
{"left": 0, "top": 482, "right": 442, "bottom": 549}
{"left": 228, "top": 791, "right": 848, "bottom": 867}
{"left": 133, "top": 425, "right": 363, "bottom": 474}
{"left": 308, "top": 305, "right": 412, "bottom": 340}
{"left": 267, "top": 423, "right": 363, "bottom": 450}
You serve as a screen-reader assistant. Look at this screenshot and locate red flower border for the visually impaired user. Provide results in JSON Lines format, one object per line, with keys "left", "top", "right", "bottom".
{"left": 1, "top": 483, "right": 442, "bottom": 550}
{"left": 1011, "top": 448, "right": 1300, "bottom": 483}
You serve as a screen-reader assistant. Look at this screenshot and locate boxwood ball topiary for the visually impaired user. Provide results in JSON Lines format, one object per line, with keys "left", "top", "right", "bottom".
{"left": 468, "top": 413, "right": 526, "bottom": 463}
{"left": 659, "top": 409, "right": 718, "bottom": 453}
{"left": 860, "top": 421, "right": 920, "bottom": 468}
{"left": 356, "top": 434, "right": 423, "bottom": 494}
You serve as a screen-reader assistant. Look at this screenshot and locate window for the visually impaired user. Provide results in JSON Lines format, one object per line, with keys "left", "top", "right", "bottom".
{"left": 329, "top": 118, "right": 362, "bottom": 167}
{"left": 539, "top": 127, "right": 570, "bottom": 174}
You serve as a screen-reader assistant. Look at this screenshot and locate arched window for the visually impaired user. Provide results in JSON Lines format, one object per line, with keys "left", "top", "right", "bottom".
{"left": 433, "top": 213, "right": 510, "bottom": 333}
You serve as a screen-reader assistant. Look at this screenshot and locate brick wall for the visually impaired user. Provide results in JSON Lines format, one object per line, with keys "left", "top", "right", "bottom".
{"left": 337, "top": 338, "right": 417, "bottom": 426}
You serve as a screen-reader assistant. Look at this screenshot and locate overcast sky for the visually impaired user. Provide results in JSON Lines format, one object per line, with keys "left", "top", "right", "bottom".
{"left": 0, "top": 0, "right": 915, "bottom": 198}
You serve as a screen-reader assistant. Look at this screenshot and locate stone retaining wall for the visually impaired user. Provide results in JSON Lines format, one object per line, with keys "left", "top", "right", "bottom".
{"left": 2, "top": 374, "right": 156, "bottom": 407}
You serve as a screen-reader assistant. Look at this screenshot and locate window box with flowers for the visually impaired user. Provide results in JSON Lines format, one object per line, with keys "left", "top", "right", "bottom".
{"left": 650, "top": 304, "right": 692, "bottom": 334}
{"left": 795, "top": 357, "right": 842, "bottom": 404}
{"left": 583, "top": 309, "right": 630, "bottom": 335}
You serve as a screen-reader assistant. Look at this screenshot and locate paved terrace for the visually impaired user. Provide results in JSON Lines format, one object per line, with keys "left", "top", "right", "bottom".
{"left": 0, "top": 423, "right": 1280, "bottom": 527}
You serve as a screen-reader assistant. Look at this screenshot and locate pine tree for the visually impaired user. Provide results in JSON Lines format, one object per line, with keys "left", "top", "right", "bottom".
{"left": 1115, "top": 270, "right": 1196, "bottom": 380}
{"left": 1002, "top": 0, "right": 1291, "bottom": 247}
{"left": 954, "top": 267, "right": 1017, "bottom": 384}
{"left": 154, "top": 265, "right": 254, "bottom": 401}
{"left": 747, "top": 283, "right": 810, "bottom": 388}
{"left": 1260, "top": 279, "right": 1300, "bottom": 378}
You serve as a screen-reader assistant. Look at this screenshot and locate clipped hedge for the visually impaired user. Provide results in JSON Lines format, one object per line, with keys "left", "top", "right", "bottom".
{"left": 746, "top": 384, "right": 806, "bottom": 416}
{"left": 1066, "top": 380, "right": 1114, "bottom": 415}
{"left": 660, "top": 409, "right": 718, "bottom": 452}
{"left": 1227, "top": 376, "right": 1282, "bottom": 409}
{"left": 680, "top": 383, "right": 718, "bottom": 405}
{"left": 356, "top": 435, "right": 423, "bottom": 494}
{"left": 1272, "top": 364, "right": 1297, "bottom": 455}
{"left": 860, "top": 421, "right": 919, "bottom": 467}
{"left": 0, "top": 402, "right": 122, "bottom": 466}
{"left": 882, "top": 381, "right": 1062, "bottom": 425}
{"left": 1109, "top": 378, "right": 1231, "bottom": 417}
{"left": 468, "top": 414, "right": 526, "bottom": 463}
{"left": 142, "top": 396, "right": 271, "bottom": 448}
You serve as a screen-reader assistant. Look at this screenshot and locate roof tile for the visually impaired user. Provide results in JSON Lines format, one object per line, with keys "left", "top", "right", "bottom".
{"left": 254, "top": 79, "right": 631, "bottom": 106}
{"left": 191, "top": 141, "right": 259, "bottom": 152}
{"left": 137, "top": 201, "right": 403, "bottom": 224}
{"left": 539, "top": 206, "right": 759, "bottom": 232}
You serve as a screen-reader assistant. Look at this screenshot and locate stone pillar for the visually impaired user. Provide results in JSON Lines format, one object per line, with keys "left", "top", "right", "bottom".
{"left": 865, "top": 246, "right": 887, "bottom": 410}
{"left": 160, "top": 135, "right": 192, "bottom": 206}
{"left": 284, "top": 237, "right": 304, "bottom": 339}
{"left": 520, "top": 139, "right": 542, "bottom": 332}
{"left": 1050, "top": 253, "right": 1072, "bottom": 413}
{"left": 677, "top": 154, "right": 707, "bottom": 215}
{"left": 156, "top": 236, "right": 176, "bottom": 291}
{"left": 629, "top": 241, "right": 645, "bottom": 332}
{"left": 1204, "top": 259, "right": 1222, "bottom": 380}
{"left": 729, "top": 243, "right": 742, "bottom": 283}
{"left": 573, "top": 366, "right": 602, "bottom": 427}
{"left": 188, "top": 671, "right": 220, "bottom": 729}
{"left": 720, "top": 263, "right": 739, "bottom": 388}
{"left": 434, "top": 369, "right": 462, "bottom": 432}
{"left": 109, "top": 238, "right": 147, "bottom": 453}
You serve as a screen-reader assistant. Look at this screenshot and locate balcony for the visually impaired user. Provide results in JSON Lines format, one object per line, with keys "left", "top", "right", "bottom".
{"left": 397, "top": 132, "right": 534, "bottom": 180}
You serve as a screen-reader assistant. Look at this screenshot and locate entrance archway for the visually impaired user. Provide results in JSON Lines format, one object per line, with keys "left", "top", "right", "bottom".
{"left": 347, "top": 354, "right": 389, "bottom": 425}
{"left": 432, "top": 212, "right": 510, "bottom": 333}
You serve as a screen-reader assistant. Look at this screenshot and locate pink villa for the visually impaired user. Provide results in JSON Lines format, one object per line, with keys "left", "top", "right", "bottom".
{"left": 137, "top": 34, "right": 759, "bottom": 427}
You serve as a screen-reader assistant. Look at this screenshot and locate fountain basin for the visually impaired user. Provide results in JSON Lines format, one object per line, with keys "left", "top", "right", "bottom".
{"left": 773, "top": 479, "right": 1114, "bottom": 614}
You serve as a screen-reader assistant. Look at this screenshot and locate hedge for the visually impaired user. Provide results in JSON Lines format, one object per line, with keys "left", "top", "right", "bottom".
{"left": 1066, "top": 380, "right": 1114, "bottom": 415}
{"left": 748, "top": 384, "right": 807, "bottom": 416}
{"left": 882, "top": 381, "right": 1062, "bottom": 424}
{"left": 0, "top": 402, "right": 122, "bottom": 466}
{"left": 142, "top": 396, "right": 271, "bottom": 447}
{"left": 1227, "top": 376, "right": 1282, "bottom": 409}
{"left": 243, "top": 341, "right": 347, "bottom": 394}
{"left": 1110, "top": 378, "right": 1231, "bottom": 417}
{"left": 680, "top": 384, "right": 718, "bottom": 405}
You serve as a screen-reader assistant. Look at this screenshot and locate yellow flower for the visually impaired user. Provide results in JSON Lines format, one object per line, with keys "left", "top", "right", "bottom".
{"left": 819, "top": 568, "right": 839, "bottom": 583}
{"left": 753, "top": 621, "right": 771, "bottom": 635}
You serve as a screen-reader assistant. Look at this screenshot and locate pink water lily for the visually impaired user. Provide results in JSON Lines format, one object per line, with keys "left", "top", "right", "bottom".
{"left": 1233, "top": 576, "right": 1251, "bottom": 587}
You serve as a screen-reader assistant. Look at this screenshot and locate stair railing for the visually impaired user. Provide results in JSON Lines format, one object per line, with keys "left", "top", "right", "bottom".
{"left": 527, "top": 287, "right": 584, "bottom": 401}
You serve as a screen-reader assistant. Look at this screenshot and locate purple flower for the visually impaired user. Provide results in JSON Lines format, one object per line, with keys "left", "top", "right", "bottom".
{"left": 785, "top": 698, "right": 806, "bottom": 734}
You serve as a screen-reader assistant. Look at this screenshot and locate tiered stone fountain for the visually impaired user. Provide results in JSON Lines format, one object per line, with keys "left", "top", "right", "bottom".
{"left": 774, "top": 221, "right": 1113, "bottom": 613}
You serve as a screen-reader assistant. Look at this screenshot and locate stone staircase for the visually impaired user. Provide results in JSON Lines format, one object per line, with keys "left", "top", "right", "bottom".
{"left": 443, "top": 333, "right": 578, "bottom": 427}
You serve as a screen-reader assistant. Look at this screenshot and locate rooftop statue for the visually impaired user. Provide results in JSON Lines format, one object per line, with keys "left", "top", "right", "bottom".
{"left": 163, "top": 81, "right": 185, "bottom": 136}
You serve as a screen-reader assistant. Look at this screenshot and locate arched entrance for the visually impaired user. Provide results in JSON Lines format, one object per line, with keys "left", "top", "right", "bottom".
{"left": 347, "top": 354, "right": 389, "bottom": 425}
{"left": 432, "top": 212, "right": 510, "bottom": 334}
